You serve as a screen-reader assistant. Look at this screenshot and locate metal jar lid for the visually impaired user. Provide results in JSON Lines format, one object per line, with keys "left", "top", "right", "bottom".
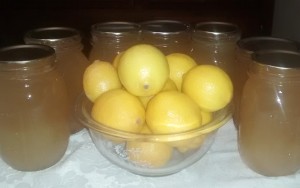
{"left": 0, "top": 44, "right": 55, "bottom": 65}
{"left": 193, "top": 21, "right": 240, "bottom": 41}
{"left": 238, "top": 37, "right": 299, "bottom": 54}
{"left": 24, "top": 27, "right": 82, "bottom": 48}
{"left": 252, "top": 50, "right": 300, "bottom": 72}
{"left": 91, "top": 22, "right": 141, "bottom": 36}
{"left": 141, "top": 20, "right": 190, "bottom": 35}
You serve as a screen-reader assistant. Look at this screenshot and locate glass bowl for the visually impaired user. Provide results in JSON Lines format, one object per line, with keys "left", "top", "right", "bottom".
{"left": 75, "top": 93, "right": 232, "bottom": 176}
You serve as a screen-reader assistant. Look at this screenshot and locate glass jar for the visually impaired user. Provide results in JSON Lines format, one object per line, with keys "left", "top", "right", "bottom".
{"left": 89, "top": 22, "right": 141, "bottom": 63}
{"left": 238, "top": 50, "right": 300, "bottom": 176}
{"left": 191, "top": 21, "right": 240, "bottom": 74}
{"left": 24, "top": 27, "right": 90, "bottom": 134}
{"left": 0, "top": 44, "right": 70, "bottom": 171}
{"left": 233, "top": 37, "right": 299, "bottom": 128}
{"left": 141, "top": 20, "right": 191, "bottom": 55}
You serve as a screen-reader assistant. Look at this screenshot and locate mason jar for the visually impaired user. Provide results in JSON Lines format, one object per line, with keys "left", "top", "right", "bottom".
{"left": 191, "top": 21, "right": 240, "bottom": 74}
{"left": 24, "top": 27, "right": 90, "bottom": 134}
{"left": 233, "top": 37, "right": 299, "bottom": 128}
{"left": 238, "top": 50, "right": 300, "bottom": 176}
{"left": 141, "top": 20, "right": 192, "bottom": 55}
{"left": 89, "top": 21, "right": 141, "bottom": 63}
{"left": 0, "top": 44, "right": 70, "bottom": 171}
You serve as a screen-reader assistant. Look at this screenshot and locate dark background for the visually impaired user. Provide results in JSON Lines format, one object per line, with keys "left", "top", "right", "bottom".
{"left": 0, "top": 0, "right": 275, "bottom": 52}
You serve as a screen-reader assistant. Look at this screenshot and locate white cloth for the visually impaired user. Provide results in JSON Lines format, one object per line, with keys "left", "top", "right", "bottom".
{"left": 1, "top": 119, "right": 299, "bottom": 188}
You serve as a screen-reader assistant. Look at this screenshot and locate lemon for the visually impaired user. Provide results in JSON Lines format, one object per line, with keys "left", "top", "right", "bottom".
{"left": 91, "top": 89, "right": 145, "bottom": 133}
{"left": 126, "top": 141, "right": 173, "bottom": 168}
{"left": 182, "top": 65, "right": 233, "bottom": 112}
{"left": 201, "top": 110, "right": 213, "bottom": 125}
{"left": 138, "top": 78, "right": 177, "bottom": 108}
{"left": 168, "top": 110, "right": 211, "bottom": 153}
{"left": 146, "top": 90, "right": 202, "bottom": 134}
{"left": 166, "top": 53, "right": 197, "bottom": 91}
{"left": 170, "top": 135, "right": 206, "bottom": 153}
{"left": 83, "top": 60, "right": 122, "bottom": 102}
{"left": 118, "top": 44, "right": 169, "bottom": 96}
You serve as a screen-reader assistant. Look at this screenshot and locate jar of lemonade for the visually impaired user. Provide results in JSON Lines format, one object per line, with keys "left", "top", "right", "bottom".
{"left": 233, "top": 37, "right": 299, "bottom": 128}
{"left": 141, "top": 20, "right": 191, "bottom": 55}
{"left": 191, "top": 21, "right": 240, "bottom": 73}
{"left": 24, "top": 27, "right": 90, "bottom": 134}
{"left": 0, "top": 44, "right": 70, "bottom": 171}
{"left": 89, "top": 21, "right": 141, "bottom": 63}
{"left": 238, "top": 50, "right": 300, "bottom": 176}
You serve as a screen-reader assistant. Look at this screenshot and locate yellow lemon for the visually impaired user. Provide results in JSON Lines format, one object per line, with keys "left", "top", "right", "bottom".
{"left": 201, "top": 110, "right": 213, "bottom": 126}
{"left": 170, "top": 135, "right": 206, "bottom": 153}
{"left": 112, "top": 52, "right": 123, "bottom": 68}
{"left": 146, "top": 90, "right": 202, "bottom": 134}
{"left": 118, "top": 44, "right": 169, "bottom": 96}
{"left": 83, "top": 60, "right": 122, "bottom": 102}
{"left": 168, "top": 110, "right": 211, "bottom": 153}
{"left": 138, "top": 78, "right": 177, "bottom": 108}
{"left": 126, "top": 141, "right": 173, "bottom": 168}
{"left": 182, "top": 65, "right": 233, "bottom": 112}
{"left": 91, "top": 89, "right": 145, "bottom": 133}
{"left": 166, "top": 53, "right": 197, "bottom": 91}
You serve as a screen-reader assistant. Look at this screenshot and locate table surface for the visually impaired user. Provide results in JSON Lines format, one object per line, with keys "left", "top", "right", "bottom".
{"left": 1, "top": 119, "right": 300, "bottom": 188}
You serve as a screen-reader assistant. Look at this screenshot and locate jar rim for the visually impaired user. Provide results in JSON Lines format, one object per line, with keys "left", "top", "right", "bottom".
{"left": 252, "top": 50, "right": 300, "bottom": 69}
{"left": 24, "top": 27, "right": 82, "bottom": 48}
{"left": 0, "top": 44, "right": 55, "bottom": 64}
{"left": 193, "top": 21, "right": 240, "bottom": 40}
{"left": 141, "top": 20, "right": 190, "bottom": 35}
{"left": 91, "top": 21, "right": 141, "bottom": 35}
{"left": 238, "top": 36, "right": 299, "bottom": 54}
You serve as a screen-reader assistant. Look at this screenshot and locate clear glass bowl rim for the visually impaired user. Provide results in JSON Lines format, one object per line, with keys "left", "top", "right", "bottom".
{"left": 75, "top": 93, "right": 232, "bottom": 142}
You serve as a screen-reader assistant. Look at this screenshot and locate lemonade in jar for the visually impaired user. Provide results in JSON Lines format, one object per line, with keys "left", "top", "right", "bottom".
{"left": 238, "top": 50, "right": 300, "bottom": 176}
{"left": 0, "top": 45, "right": 70, "bottom": 171}
{"left": 24, "top": 27, "right": 90, "bottom": 134}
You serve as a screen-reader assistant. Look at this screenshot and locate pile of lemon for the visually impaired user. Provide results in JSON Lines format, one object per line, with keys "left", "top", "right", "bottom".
{"left": 83, "top": 44, "right": 233, "bottom": 168}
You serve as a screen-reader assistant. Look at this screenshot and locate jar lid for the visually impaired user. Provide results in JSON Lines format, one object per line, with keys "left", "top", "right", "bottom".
{"left": 24, "top": 27, "right": 82, "bottom": 48}
{"left": 193, "top": 21, "right": 240, "bottom": 41}
{"left": 0, "top": 44, "right": 55, "bottom": 64}
{"left": 141, "top": 20, "right": 190, "bottom": 35}
{"left": 238, "top": 37, "right": 299, "bottom": 54}
{"left": 252, "top": 50, "right": 300, "bottom": 69}
{"left": 91, "top": 22, "right": 141, "bottom": 35}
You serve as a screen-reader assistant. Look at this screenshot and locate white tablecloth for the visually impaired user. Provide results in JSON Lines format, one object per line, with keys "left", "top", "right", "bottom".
{"left": 1, "top": 119, "right": 300, "bottom": 188}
